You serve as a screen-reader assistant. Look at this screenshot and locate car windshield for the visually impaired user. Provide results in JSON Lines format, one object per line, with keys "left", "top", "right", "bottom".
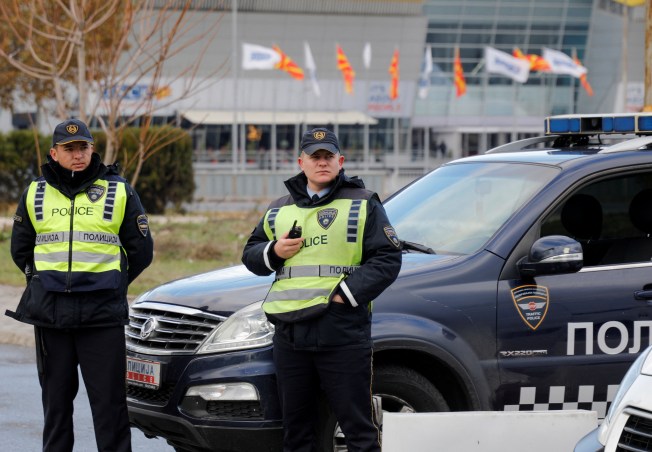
{"left": 384, "top": 162, "right": 559, "bottom": 255}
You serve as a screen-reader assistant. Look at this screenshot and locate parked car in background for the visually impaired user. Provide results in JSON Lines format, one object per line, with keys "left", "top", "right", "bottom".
{"left": 126, "top": 113, "right": 652, "bottom": 452}
{"left": 575, "top": 344, "right": 652, "bottom": 452}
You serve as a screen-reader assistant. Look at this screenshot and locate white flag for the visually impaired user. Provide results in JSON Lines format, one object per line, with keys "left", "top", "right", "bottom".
{"left": 242, "top": 43, "right": 280, "bottom": 70}
{"left": 542, "top": 47, "right": 587, "bottom": 78}
{"left": 484, "top": 47, "right": 530, "bottom": 83}
{"left": 418, "top": 45, "right": 433, "bottom": 99}
{"left": 304, "top": 42, "right": 321, "bottom": 97}
{"left": 363, "top": 42, "right": 372, "bottom": 70}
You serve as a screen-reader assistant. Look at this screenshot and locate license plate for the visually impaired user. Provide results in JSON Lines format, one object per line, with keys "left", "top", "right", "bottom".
{"left": 126, "top": 357, "right": 161, "bottom": 389}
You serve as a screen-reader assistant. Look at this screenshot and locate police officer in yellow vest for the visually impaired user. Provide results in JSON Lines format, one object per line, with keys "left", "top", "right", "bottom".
{"left": 7, "top": 119, "right": 153, "bottom": 452}
{"left": 242, "top": 128, "right": 401, "bottom": 452}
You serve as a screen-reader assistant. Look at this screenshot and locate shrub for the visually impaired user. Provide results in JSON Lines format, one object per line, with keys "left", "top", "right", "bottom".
{"left": 0, "top": 130, "right": 49, "bottom": 207}
{"left": 0, "top": 126, "right": 195, "bottom": 215}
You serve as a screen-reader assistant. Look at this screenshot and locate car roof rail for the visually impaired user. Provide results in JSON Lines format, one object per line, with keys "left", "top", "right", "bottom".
{"left": 598, "top": 136, "right": 652, "bottom": 153}
{"left": 485, "top": 136, "right": 558, "bottom": 154}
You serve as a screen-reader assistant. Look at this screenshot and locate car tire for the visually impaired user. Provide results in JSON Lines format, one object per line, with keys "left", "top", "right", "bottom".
{"left": 317, "top": 365, "right": 449, "bottom": 452}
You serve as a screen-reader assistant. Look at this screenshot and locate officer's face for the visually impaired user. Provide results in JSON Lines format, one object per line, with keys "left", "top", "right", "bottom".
{"left": 50, "top": 141, "right": 93, "bottom": 172}
{"left": 298, "top": 149, "right": 344, "bottom": 192}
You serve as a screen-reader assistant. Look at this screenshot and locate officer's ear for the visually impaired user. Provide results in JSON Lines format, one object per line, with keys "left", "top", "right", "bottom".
{"left": 49, "top": 147, "right": 59, "bottom": 162}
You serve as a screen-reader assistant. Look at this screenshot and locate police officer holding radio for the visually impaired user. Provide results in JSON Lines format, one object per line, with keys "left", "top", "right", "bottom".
{"left": 7, "top": 118, "right": 153, "bottom": 452}
{"left": 242, "top": 128, "right": 401, "bottom": 451}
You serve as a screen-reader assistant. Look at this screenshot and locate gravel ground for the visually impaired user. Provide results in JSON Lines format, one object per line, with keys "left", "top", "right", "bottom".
{"left": 0, "top": 285, "right": 33, "bottom": 347}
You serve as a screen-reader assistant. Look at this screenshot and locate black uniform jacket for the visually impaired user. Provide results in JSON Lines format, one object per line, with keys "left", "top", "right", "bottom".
{"left": 7, "top": 153, "right": 154, "bottom": 328}
{"left": 242, "top": 170, "right": 402, "bottom": 350}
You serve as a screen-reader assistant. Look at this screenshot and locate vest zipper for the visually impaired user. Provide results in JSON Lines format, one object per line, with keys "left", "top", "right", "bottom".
{"left": 66, "top": 197, "right": 75, "bottom": 292}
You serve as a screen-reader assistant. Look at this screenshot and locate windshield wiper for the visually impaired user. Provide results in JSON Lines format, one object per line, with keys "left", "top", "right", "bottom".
{"left": 400, "top": 240, "right": 436, "bottom": 254}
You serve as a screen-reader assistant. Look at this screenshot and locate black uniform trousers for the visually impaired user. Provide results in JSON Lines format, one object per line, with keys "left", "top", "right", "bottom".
{"left": 273, "top": 336, "right": 380, "bottom": 452}
{"left": 35, "top": 326, "right": 131, "bottom": 452}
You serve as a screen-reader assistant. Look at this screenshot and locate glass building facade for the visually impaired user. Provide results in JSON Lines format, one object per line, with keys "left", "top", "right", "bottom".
{"left": 413, "top": 0, "right": 595, "bottom": 158}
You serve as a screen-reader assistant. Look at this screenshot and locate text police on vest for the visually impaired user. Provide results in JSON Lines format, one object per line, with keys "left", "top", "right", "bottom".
{"left": 301, "top": 234, "right": 328, "bottom": 248}
{"left": 51, "top": 206, "right": 95, "bottom": 216}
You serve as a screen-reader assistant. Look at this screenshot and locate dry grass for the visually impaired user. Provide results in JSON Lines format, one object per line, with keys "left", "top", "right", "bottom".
{"left": 0, "top": 209, "right": 266, "bottom": 297}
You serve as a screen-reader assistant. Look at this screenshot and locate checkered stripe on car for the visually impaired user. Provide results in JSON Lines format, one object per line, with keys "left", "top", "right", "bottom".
{"left": 503, "top": 385, "right": 620, "bottom": 419}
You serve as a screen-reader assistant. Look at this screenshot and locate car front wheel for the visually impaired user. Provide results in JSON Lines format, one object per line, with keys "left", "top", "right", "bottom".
{"left": 318, "top": 365, "right": 450, "bottom": 451}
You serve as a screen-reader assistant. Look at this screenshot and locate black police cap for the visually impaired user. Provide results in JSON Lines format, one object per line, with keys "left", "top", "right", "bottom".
{"left": 300, "top": 128, "right": 341, "bottom": 155}
{"left": 52, "top": 119, "right": 94, "bottom": 147}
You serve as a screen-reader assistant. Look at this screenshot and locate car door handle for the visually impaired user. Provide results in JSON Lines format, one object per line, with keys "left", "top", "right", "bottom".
{"left": 634, "top": 290, "right": 652, "bottom": 301}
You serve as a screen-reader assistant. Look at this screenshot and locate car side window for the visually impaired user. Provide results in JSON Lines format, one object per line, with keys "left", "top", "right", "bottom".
{"left": 540, "top": 171, "right": 652, "bottom": 267}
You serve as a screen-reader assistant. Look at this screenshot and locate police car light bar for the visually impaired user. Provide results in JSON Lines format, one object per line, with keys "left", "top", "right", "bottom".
{"left": 545, "top": 113, "right": 652, "bottom": 135}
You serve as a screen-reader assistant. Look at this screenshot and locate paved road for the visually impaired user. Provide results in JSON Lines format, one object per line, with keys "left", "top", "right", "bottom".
{"left": 0, "top": 343, "right": 173, "bottom": 451}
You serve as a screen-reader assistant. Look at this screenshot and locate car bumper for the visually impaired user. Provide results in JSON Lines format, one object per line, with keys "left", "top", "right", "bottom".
{"left": 129, "top": 405, "right": 283, "bottom": 452}
{"left": 126, "top": 346, "right": 283, "bottom": 452}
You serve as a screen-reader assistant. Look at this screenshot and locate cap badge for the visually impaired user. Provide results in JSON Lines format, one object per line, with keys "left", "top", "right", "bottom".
{"left": 66, "top": 124, "right": 79, "bottom": 135}
{"left": 313, "top": 131, "right": 326, "bottom": 140}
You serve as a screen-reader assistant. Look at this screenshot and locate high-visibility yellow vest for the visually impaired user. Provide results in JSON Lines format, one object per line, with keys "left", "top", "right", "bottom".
{"left": 26, "top": 179, "right": 127, "bottom": 292}
{"left": 262, "top": 198, "right": 367, "bottom": 322}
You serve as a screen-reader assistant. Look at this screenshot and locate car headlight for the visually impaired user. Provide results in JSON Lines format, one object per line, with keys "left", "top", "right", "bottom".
{"left": 598, "top": 345, "right": 652, "bottom": 443}
{"left": 196, "top": 300, "right": 274, "bottom": 354}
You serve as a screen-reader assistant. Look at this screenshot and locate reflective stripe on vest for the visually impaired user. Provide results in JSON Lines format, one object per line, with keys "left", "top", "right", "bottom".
{"left": 267, "top": 208, "right": 280, "bottom": 238}
{"left": 34, "top": 250, "right": 120, "bottom": 265}
{"left": 35, "top": 231, "right": 122, "bottom": 246}
{"left": 26, "top": 179, "right": 127, "bottom": 292}
{"left": 347, "top": 200, "right": 362, "bottom": 243}
{"left": 262, "top": 198, "right": 367, "bottom": 322}
{"left": 275, "top": 264, "right": 359, "bottom": 281}
{"left": 103, "top": 181, "right": 118, "bottom": 221}
{"left": 34, "top": 181, "right": 46, "bottom": 222}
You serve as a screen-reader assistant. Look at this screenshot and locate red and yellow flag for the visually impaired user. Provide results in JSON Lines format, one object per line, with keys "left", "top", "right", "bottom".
{"left": 453, "top": 47, "right": 466, "bottom": 98}
{"left": 512, "top": 48, "right": 551, "bottom": 72}
{"left": 388, "top": 48, "right": 400, "bottom": 100}
{"left": 573, "top": 54, "right": 594, "bottom": 96}
{"left": 336, "top": 44, "right": 356, "bottom": 94}
{"left": 273, "top": 45, "right": 304, "bottom": 80}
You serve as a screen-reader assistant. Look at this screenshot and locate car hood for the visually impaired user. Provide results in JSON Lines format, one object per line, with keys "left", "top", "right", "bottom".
{"left": 134, "top": 253, "right": 459, "bottom": 316}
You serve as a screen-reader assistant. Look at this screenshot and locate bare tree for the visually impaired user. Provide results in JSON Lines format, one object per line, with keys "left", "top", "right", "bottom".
{"left": 0, "top": 0, "right": 121, "bottom": 120}
{"left": 0, "top": 0, "right": 225, "bottom": 186}
{"left": 87, "top": 1, "right": 225, "bottom": 185}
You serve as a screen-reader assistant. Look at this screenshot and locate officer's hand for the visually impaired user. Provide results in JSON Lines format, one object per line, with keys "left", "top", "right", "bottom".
{"left": 274, "top": 231, "right": 303, "bottom": 259}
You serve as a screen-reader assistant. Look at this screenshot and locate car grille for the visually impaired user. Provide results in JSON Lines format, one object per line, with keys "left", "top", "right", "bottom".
{"left": 127, "top": 383, "right": 176, "bottom": 406}
{"left": 179, "top": 398, "right": 265, "bottom": 420}
{"left": 206, "top": 401, "right": 264, "bottom": 419}
{"left": 618, "top": 410, "right": 652, "bottom": 452}
{"left": 125, "top": 301, "right": 226, "bottom": 355}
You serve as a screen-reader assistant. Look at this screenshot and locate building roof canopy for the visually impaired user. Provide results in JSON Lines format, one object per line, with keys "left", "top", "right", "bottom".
{"left": 182, "top": 110, "right": 378, "bottom": 126}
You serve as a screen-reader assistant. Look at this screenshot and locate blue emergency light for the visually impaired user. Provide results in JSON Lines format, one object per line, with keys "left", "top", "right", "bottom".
{"left": 614, "top": 116, "right": 635, "bottom": 132}
{"left": 545, "top": 113, "right": 652, "bottom": 135}
{"left": 639, "top": 115, "right": 652, "bottom": 132}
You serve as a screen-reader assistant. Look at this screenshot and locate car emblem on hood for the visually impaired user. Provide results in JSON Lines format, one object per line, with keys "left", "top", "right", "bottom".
{"left": 140, "top": 317, "right": 159, "bottom": 340}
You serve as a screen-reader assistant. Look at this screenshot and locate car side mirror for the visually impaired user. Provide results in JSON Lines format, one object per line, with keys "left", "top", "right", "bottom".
{"left": 517, "top": 235, "right": 583, "bottom": 277}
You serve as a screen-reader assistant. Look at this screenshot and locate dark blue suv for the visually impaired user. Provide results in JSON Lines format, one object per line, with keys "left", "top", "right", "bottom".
{"left": 126, "top": 113, "right": 652, "bottom": 452}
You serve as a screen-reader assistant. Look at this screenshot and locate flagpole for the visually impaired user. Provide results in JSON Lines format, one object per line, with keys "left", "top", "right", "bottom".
{"left": 423, "top": 124, "right": 429, "bottom": 172}
{"left": 364, "top": 72, "right": 370, "bottom": 171}
{"left": 363, "top": 42, "right": 371, "bottom": 171}
{"left": 418, "top": 45, "right": 433, "bottom": 171}
{"left": 481, "top": 48, "right": 489, "bottom": 152}
{"left": 272, "top": 80, "right": 277, "bottom": 172}
{"left": 622, "top": 5, "right": 629, "bottom": 112}
{"left": 231, "top": 0, "right": 238, "bottom": 173}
